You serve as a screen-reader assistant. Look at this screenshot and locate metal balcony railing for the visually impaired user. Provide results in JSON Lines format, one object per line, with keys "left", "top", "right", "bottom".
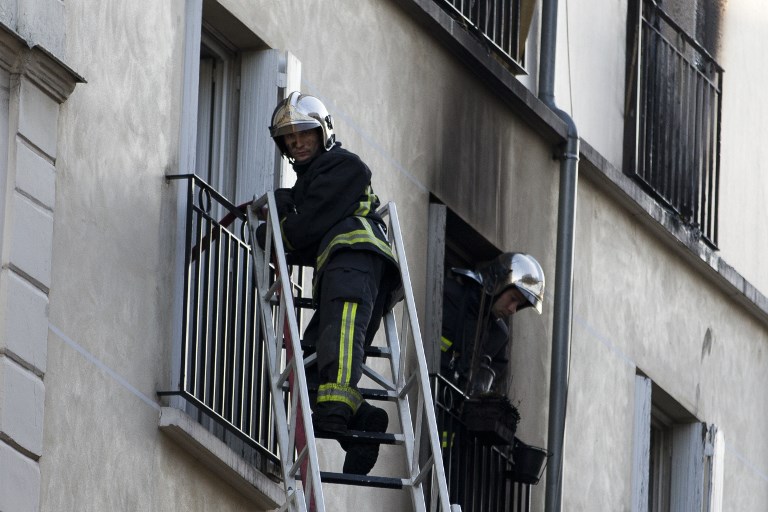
{"left": 433, "top": 374, "right": 538, "bottom": 512}
{"left": 160, "top": 174, "right": 280, "bottom": 475}
{"left": 625, "top": 0, "right": 722, "bottom": 247}
{"left": 437, "top": 0, "right": 524, "bottom": 71}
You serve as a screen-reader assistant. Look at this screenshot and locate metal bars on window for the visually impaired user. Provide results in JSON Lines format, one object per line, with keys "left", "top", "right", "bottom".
{"left": 433, "top": 375, "right": 532, "bottom": 512}
{"left": 161, "top": 174, "right": 280, "bottom": 470}
{"left": 437, "top": 0, "right": 523, "bottom": 69}
{"left": 625, "top": 0, "right": 722, "bottom": 247}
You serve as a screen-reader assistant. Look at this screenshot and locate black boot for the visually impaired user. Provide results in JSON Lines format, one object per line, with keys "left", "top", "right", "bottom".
{"left": 343, "top": 402, "right": 389, "bottom": 475}
{"left": 312, "top": 402, "right": 353, "bottom": 436}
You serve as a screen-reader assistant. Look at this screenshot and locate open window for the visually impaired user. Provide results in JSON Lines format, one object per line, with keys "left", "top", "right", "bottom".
{"left": 159, "top": 2, "right": 301, "bottom": 503}
{"left": 424, "top": 201, "right": 501, "bottom": 379}
{"left": 426, "top": 200, "right": 542, "bottom": 511}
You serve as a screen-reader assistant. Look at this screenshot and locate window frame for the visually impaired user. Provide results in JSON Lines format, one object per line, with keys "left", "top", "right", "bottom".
{"left": 632, "top": 375, "right": 723, "bottom": 512}
{"left": 623, "top": 0, "right": 723, "bottom": 248}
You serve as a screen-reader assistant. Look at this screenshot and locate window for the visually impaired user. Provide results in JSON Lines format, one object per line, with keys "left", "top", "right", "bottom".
{"left": 160, "top": 0, "right": 301, "bottom": 484}
{"left": 624, "top": 0, "right": 723, "bottom": 247}
{"left": 434, "top": 0, "right": 537, "bottom": 74}
{"left": 649, "top": 410, "right": 673, "bottom": 510}
{"left": 424, "top": 201, "right": 502, "bottom": 378}
{"left": 426, "top": 202, "right": 538, "bottom": 511}
{"left": 632, "top": 375, "right": 724, "bottom": 512}
{"left": 196, "top": 29, "right": 240, "bottom": 207}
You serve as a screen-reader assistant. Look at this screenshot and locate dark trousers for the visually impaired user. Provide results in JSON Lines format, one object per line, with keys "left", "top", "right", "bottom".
{"left": 304, "top": 250, "right": 390, "bottom": 417}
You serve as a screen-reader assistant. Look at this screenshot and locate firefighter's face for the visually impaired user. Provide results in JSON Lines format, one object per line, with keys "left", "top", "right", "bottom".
{"left": 284, "top": 129, "right": 322, "bottom": 164}
{"left": 491, "top": 287, "right": 527, "bottom": 318}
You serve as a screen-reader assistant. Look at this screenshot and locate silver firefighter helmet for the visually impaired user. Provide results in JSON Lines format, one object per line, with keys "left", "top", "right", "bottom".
{"left": 269, "top": 91, "right": 335, "bottom": 157}
{"left": 478, "top": 252, "right": 545, "bottom": 314}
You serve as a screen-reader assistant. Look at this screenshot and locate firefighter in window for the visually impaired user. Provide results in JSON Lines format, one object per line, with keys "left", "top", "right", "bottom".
{"left": 440, "top": 252, "right": 545, "bottom": 397}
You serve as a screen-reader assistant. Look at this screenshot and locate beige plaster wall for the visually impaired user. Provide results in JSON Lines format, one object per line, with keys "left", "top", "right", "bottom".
{"left": 716, "top": 0, "right": 768, "bottom": 294}
{"left": 565, "top": 176, "right": 768, "bottom": 510}
{"left": 39, "top": 0, "right": 768, "bottom": 510}
{"left": 44, "top": 0, "right": 262, "bottom": 510}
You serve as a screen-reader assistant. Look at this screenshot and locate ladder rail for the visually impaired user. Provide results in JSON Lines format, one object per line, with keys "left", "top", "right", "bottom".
{"left": 383, "top": 312, "right": 427, "bottom": 512}
{"left": 247, "top": 193, "right": 325, "bottom": 512}
{"left": 379, "top": 202, "right": 456, "bottom": 512}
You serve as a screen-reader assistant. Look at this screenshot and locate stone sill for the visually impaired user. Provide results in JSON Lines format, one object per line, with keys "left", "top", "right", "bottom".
{"left": 158, "top": 407, "right": 284, "bottom": 510}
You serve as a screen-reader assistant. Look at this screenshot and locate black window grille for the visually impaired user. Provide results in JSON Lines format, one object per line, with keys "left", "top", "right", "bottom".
{"left": 624, "top": 0, "right": 723, "bottom": 247}
{"left": 160, "top": 174, "right": 280, "bottom": 475}
{"left": 433, "top": 374, "right": 537, "bottom": 512}
{"left": 436, "top": 0, "right": 524, "bottom": 71}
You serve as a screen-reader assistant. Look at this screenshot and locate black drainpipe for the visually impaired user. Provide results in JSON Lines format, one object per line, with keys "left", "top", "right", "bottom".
{"left": 538, "top": 0, "right": 580, "bottom": 510}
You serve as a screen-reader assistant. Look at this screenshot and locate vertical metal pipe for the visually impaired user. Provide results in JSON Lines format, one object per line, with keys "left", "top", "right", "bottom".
{"left": 538, "top": 0, "right": 580, "bottom": 511}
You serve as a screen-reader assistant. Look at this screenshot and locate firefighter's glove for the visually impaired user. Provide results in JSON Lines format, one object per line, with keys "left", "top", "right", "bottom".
{"left": 273, "top": 188, "right": 296, "bottom": 218}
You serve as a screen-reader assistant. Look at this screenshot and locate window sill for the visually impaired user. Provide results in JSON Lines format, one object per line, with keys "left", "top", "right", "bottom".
{"left": 158, "top": 407, "right": 284, "bottom": 510}
{"left": 579, "top": 140, "right": 768, "bottom": 328}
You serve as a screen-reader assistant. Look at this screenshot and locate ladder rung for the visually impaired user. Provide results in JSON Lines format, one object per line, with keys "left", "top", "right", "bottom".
{"left": 282, "top": 382, "right": 397, "bottom": 402}
{"left": 294, "top": 297, "right": 314, "bottom": 309}
{"left": 320, "top": 471, "right": 406, "bottom": 489}
{"left": 299, "top": 342, "right": 392, "bottom": 359}
{"left": 268, "top": 297, "right": 314, "bottom": 309}
{"left": 358, "top": 388, "right": 397, "bottom": 401}
{"left": 283, "top": 385, "right": 397, "bottom": 402}
{"left": 315, "top": 430, "right": 403, "bottom": 445}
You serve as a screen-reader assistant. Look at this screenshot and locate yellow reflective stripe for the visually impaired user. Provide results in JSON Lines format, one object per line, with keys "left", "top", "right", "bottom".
{"left": 440, "top": 336, "right": 453, "bottom": 352}
{"left": 336, "top": 301, "right": 357, "bottom": 384}
{"left": 354, "top": 187, "right": 375, "bottom": 216}
{"left": 316, "top": 217, "right": 393, "bottom": 270}
{"left": 354, "top": 202, "right": 371, "bottom": 216}
{"left": 317, "top": 383, "right": 363, "bottom": 411}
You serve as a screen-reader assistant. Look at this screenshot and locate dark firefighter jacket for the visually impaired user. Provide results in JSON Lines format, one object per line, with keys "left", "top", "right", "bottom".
{"left": 440, "top": 274, "right": 509, "bottom": 390}
{"left": 274, "top": 142, "right": 402, "bottom": 303}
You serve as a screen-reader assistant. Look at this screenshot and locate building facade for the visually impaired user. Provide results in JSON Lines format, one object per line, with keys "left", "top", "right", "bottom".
{"left": 1, "top": 0, "right": 767, "bottom": 510}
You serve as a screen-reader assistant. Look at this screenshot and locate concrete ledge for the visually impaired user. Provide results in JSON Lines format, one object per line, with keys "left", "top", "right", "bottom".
{"left": 391, "top": 0, "right": 568, "bottom": 145}
{"left": 158, "top": 407, "right": 284, "bottom": 511}
{"left": 579, "top": 140, "right": 768, "bottom": 328}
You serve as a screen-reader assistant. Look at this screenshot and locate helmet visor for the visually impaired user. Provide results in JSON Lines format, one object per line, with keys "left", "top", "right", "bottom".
{"left": 269, "top": 103, "right": 322, "bottom": 138}
{"left": 516, "top": 286, "right": 543, "bottom": 314}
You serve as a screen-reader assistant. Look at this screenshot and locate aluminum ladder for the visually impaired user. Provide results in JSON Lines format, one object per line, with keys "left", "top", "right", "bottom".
{"left": 246, "top": 191, "right": 461, "bottom": 512}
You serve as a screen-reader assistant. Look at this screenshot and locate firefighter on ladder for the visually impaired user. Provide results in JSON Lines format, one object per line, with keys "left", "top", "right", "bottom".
{"left": 257, "top": 91, "right": 402, "bottom": 475}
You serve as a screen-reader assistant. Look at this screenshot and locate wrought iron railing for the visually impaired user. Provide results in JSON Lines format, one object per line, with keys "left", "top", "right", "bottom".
{"left": 437, "top": 0, "right": 524, "bottom": 71}
{"left": 433, "top": 374, "right": 538, "bottom": 512}
{"left": 625, "top": 0, "right": 722, "bottom": 247}
{"left": 160, "top": 174, "right": 280, "bottom": 475}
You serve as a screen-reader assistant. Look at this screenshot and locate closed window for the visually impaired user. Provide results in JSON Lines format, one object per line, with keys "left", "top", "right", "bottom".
{"left": 632, "top": 375, "right": 724, "bottom": 512}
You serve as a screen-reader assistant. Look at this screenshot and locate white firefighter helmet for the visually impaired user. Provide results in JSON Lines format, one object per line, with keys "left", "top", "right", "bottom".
{"left": 269, "top": 91, "right": 335, "bottom": 157}
{"left": 478, "top": 252, "right": 545, "bottom": 314}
